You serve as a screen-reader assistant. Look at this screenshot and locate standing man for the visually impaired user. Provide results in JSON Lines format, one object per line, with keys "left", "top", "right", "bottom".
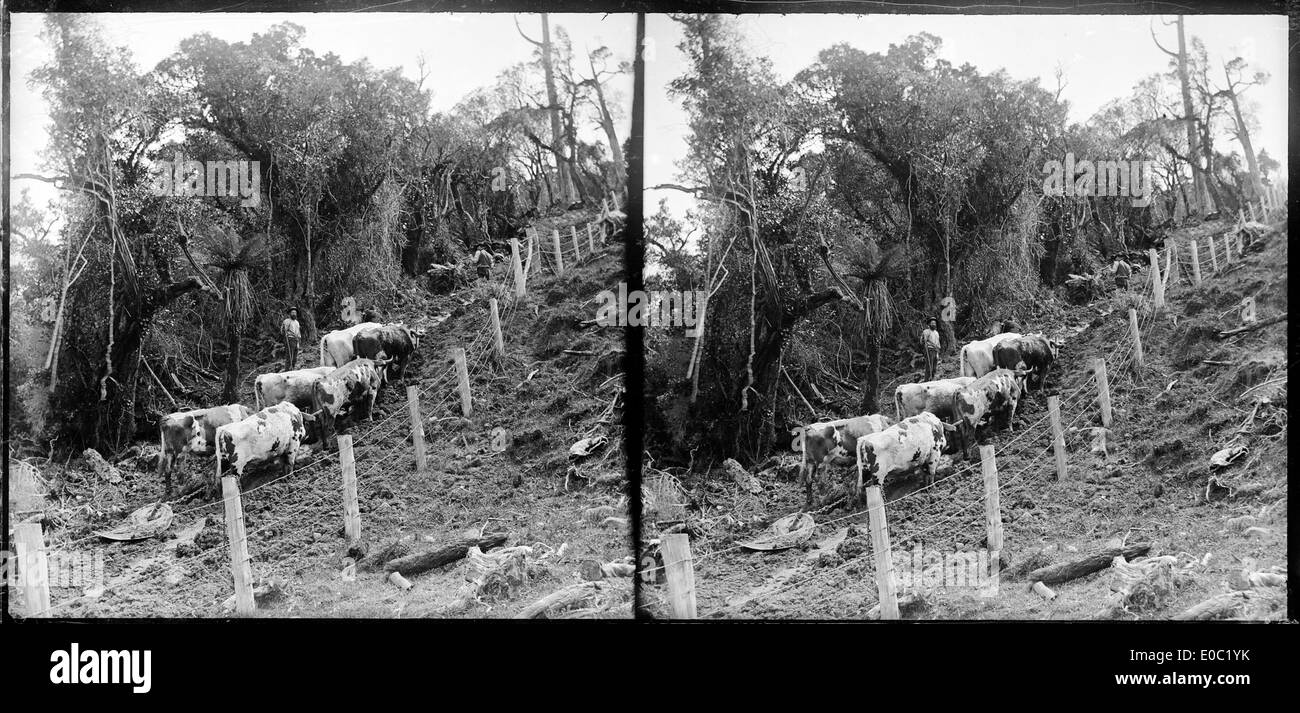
{"left": 472, "top": 243, "right": 494, "bottom": 281}
{"left": 282, "top": 308, "right": 301, "bottom": 370}
{"left": 1111, "top": 257, "right": 1131, "bottom": 290}
{"left": 922, "top": 317, "right": 942, "bottom": 381}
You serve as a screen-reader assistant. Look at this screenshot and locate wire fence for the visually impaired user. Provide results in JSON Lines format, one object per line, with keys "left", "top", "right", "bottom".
{"left": 23, "top": 211, "right": 613, "bottom": 618}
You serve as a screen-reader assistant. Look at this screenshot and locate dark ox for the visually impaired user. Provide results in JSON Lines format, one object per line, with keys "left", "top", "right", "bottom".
{"left": 352, "top": 323, "right": 421, "bottom": 384}
{"left": 310, "top": 358, "right": 387, "bottom": 449}
{"left": 215, "top": 402, "right": 315, "bottom": 494}
{"left": 951, "top": 368, "right": 1027, "bottom": 458}
{"left": 992, "top": 333, "right": 1059, "bottom": 392}
{"left": 157, "top": 405, "right": 252, "bottom": 497}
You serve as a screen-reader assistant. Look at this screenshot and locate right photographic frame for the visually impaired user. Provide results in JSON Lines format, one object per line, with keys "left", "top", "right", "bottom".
{"left": 636, "top": 11, "right": 1288, "bottom": 621}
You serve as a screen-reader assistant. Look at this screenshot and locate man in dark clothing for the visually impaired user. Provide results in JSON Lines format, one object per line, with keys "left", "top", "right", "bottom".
{"left": 472, "top": 243, "right": 494, "bottom": 280}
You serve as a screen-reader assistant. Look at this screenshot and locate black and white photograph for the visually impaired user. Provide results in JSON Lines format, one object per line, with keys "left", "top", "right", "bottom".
{"left": 639, "top": 12, "right": 1287, "bottom": 620}
{"left": 0, "top": 0, "right": 1294, "bottom": 697}
{"left": 6, "top": 10, "right": 635, "bottom": 619}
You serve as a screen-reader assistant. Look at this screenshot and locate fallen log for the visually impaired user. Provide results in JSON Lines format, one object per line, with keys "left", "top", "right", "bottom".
{"left": 1026, "top": 543, "right": 1152, "bottom": 585}
{"left": 383, "top": 533, "right": 508, "bottom": 576}
{"left": 514, "top": 580, "right": 631, "bottom": 619}
{"left": 357, "top": 536, "right": 418, "bottom": 572}
{"left": 1172, "top": 591, "right": 1251, "bottom": 620}
{"left": 1218, "top": 312, "right": 1286, "bottom": 339}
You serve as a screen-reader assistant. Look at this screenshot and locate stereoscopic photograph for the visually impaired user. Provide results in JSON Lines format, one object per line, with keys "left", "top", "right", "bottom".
{"left": 638, "top": 12, "right": 1286, "bottom": 620}
{"left": 7, "top": 11, "right": 635, "bottom": 618}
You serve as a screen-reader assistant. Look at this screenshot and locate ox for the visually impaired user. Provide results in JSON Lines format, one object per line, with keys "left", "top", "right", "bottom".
{"left": 795, "top": 414, "right": 894, "bottom": 507}
{"left": 959, "top": 332, "right": 1022, "bottom": 378}
{"left": 310, "top": 358, "right": 387, "bottom": 449}
{"left": 352, "top": 323, "right": 421, "bottom": 384}
{"left": 254, "top": 366, "right": 334, "bottom": 410}
{"left": 992, "top": 333, "right": 1060, "bottom": 392}
{"left": 156, "top": 404, "right": 253, "bottom": 497}
{"left": 951, "top": 368, "right": 1027, "bottom": 458}
{"left": 894, "top": 376, "right": 976, "bottom": 422}
{"left": 320, "top": 321, "right": 382, "bottom": 368}
{"left": 214, "top": 402, "right": 315, "bottom": 493}
{"left": 854, "top": 412, "right": 955, "bottom": 502}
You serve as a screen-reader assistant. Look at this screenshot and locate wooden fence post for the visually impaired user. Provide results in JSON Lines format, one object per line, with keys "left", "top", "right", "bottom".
{"left": 1207, "top": 234, "right": 1219, "bottom": 273}
{"left": 489, "top": 297, "right": 505, "bottom": 360}
{"left": 1048, "top": 395, "right": 1067, "bottom": 481}
{"left": 570, "top": 225, "right": 582, "bottom": 262}
{"left": 551, "top": 229, "right": 564, "bottom": 275}
{"left": 1170, "top": 243, "right": 1180, "bottom": 288}
{"left": 1128, "top": 307, "right": 1144, "bottom": 376}
{"left": 510, "top": 238, "right": 526, "bottom": 298}
{"left": 14, "top": 522, "right": 51, "bottom": 617}
{"left": 1189, "top": 239, "right": 1202, "bottom": 286}
{"left": 406, "top": 385, "right": 427, "bottom": 473}
{"left": 865, "top": 484, "right": 899, "bottom": 620}
{"left": 587, "top": 222, "right": 596, "bottom": 253}
{"left": 1093, "top": 357, "right": 1112, "bottom": 427}
{"left": 980, "top": 446, "right": 1003, "bottom": 574}
{"left": 453, "top": 346, "right": 472, "bottom": 417}
{"left": 221, "top": 472, "right": 255, "bottom": 615}
{"left": 1148, "top": 248, "right": 1164, "bottom": 310}
{"left": 661, "top": 533, "right": 697, "bottom": 619}
{"left": 338, "top": 434, "right": 361, "bottom": 543}
{"left": 524, "top": 229, "right": 536, "bottom": 277}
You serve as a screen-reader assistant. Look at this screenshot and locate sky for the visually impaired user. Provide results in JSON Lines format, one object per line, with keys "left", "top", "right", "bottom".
{"left": 7, "top": 12, "right": 636, "bottom": 216}
{"left": 645, "top": 13, "right": 1289, "bottom": 223}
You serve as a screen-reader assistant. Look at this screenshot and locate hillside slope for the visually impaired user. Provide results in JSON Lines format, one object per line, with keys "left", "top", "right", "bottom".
{"left": 14, "top": 210, "right": 632, "bottom": 619}
{"left": 641, "top": 217, "right": 1287, "bottom": 620}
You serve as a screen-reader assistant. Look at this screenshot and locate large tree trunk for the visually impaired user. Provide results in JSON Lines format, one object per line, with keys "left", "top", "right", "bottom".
{"left": 589, "top": 53, "right": 625, "bottom": 187}
{"left": 860, "top": 330, "right": 881, "bottom": 414}
{"left": 1225, "top": 79, "right": 1266, "bottom": 205}
{"left": 1174, "top": 16, "right": 1206, "bottom": 215}
{"left": 540, "top": 14, "right": 575, "bottom": 206}
{"left": 222, "top": 325, "right": 241, "bottom": 404}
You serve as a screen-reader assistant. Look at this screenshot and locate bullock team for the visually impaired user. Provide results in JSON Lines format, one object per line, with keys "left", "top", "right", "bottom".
{"left": 797, "top": 327, "right": 1060, "bottom": 508}
{"left": 154, "top": 321, "right": 422, "bottom": 501}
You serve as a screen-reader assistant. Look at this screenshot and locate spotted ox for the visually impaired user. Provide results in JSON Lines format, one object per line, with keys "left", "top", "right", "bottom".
{"left": 254, "top": 366, "right": 334, "bottom": 410}
{"left": 795, "top": 414, "right": 895, "bottom": 507}
{"left": 959, "top": 332, "right": 1021, "bottom": 378}
{"left": 310, "top": 358, "right": 388, "bottom": 449}
{"left": 951, "top": 368, "right": 1027, "bottom": 458}
{"left": 352, "top": 323, "right": 422, "bottom": 384}
{"left": 854, "top": 412, "right": 955, "bottom": 501}
{"left": 894, "top": 376, "right": 976, "bottom": 421}
{"left": 214, "top": 402, "right": 315, "bottom": 493}
{"left": 157, "top": 404, "right": 253, "bottom": 497}
{"left": 992, "top": 333, "right": 1060, "bottom": 392}
{"left": 320, "top": 321, "right": 382, "bottom": 368}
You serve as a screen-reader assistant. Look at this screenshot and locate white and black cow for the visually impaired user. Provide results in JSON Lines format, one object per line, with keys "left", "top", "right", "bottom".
{"left": 351, "top": 323, "right": 421, "bottom": 384}
{"left": 319, "top": 321, "right": 382, "bottom": 368}
{"left": 795, "top": 414, "right": 894, "bottom": 507}
{"left": 894, "top": 376, "right": 976, "bottom": 422}
{"left": 310, "top": 358, "right": 388, "bottom": 449}
{"left": 254, "top": 366, "right": 334, "bottom": 410}
{"left": 854, "top": 412, "right": 955, "bottom": 501}
{"left": 959, "top": 332, "right": 1021, "bottom": 378}
{"left": 214, "top": 402, "right": 315, "bottom": 493}
{"left": 992, "top": 333, "right": 1060, "bottom": 392}
{"left": 951, "top": 368, "right": 1027, "bottom": 458}
{"left": 157, "top": 404, "right": 253, "bottom": 497}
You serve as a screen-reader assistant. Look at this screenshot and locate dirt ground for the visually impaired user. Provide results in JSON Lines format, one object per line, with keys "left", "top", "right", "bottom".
{"left": 641, "top": 217, "right": 1288, "bottom": 620}
{"left": 12, "top": 211, "right": 633, "bottom": 619}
